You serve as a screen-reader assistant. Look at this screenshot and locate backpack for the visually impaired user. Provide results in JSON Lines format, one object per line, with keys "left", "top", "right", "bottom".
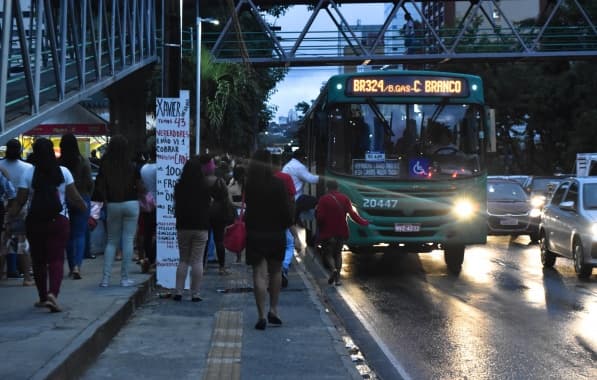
{"left": 28, "top": 170, "right": 63, "bottom": 222}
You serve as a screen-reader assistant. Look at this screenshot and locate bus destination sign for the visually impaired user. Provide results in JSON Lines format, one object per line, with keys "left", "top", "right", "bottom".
{"left": 345, "top": 75, "right": 469, "bottom": 97}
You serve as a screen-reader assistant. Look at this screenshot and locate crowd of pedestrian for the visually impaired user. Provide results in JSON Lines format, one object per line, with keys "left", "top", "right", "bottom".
{"left": 168, "top": 147, "right": 368, "bottom": 331}
{"left": 0, "top": 133, "right": 158, "bottom": 312}
{"left": 0, "top": 136, "right": 368, "bottom": 331}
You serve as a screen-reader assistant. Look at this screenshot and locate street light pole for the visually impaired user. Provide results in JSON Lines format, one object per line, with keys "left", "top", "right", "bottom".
{"left": 195, "top": 16, "right": 218, "bottom": 156}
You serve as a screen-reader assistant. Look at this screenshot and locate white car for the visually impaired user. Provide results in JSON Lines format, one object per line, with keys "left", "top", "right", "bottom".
{"left": 539, "top": 177, "right": 597, "bottom": 279}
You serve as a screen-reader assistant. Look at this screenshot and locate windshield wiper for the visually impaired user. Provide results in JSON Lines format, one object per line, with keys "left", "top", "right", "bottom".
{"left": 429, "top": 97, "right": 450, "bottom": 124}
{"left": 366, "top": 97, "right": 394, "bottom": 137}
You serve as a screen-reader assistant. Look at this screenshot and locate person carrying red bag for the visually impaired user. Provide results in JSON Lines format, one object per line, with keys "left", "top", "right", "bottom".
{"left": 316, "top": 179, "right": 369, "bottom": 286}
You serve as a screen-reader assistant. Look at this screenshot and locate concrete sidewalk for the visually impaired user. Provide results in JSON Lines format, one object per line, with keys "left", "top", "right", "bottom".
{"left": 0, "top": 249, "right": 363, "bottom": 380}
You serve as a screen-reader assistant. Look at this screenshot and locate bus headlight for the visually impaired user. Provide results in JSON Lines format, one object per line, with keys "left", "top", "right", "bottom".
{"left": 453, "top": 198, "right": 476, "bottom": 220}
{"left": 529, "top": 208, "right": 541, "bottom": 218}
{"left": 530, "top": 195, "right": 546, "bottom": 208}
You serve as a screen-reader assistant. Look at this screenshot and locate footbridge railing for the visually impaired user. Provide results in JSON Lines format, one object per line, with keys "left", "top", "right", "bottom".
{"left": 0, "top": 0, "right": 158, "bottom": 142}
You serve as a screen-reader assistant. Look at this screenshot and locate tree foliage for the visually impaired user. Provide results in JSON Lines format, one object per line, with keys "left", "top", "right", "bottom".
{"left": 294, "top": 101, "right": 311, "bottom": 118}
{"left": 176, "top": 2, "right": 290, "bottom": 156}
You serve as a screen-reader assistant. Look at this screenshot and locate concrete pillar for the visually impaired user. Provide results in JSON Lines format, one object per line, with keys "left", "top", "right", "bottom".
{"left": 105, "top": 66, "right": 152, "bottom": 155}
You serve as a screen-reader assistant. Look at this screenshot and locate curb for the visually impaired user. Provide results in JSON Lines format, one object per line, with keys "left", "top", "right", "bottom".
{"left": 294, "top": 249, "right": 366, "bottom": 380}
{"left": 31, "top": 275, "right": 156, "bottom": 380}
{"left": 299, "top": 247, "right": 407, "bottom": 380}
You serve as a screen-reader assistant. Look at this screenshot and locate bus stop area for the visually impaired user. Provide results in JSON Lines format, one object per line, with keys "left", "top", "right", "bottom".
{"left": 0, "top": 248, "right": 364, "bottom": 380}
{"left": 19, "top": 104, "right": 108, "bottom": 159}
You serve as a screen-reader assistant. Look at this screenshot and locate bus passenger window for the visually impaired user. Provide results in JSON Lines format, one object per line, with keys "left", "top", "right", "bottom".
{"left": 350, "top": 115, "right": 369, "bottom": 158}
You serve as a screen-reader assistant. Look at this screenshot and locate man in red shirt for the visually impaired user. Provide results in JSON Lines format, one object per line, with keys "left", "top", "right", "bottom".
{"left": 316, "top": 179, "right": 368, "bottom": 285}
{"left": 273, "top": 154, "right": 296, "bottom": 288}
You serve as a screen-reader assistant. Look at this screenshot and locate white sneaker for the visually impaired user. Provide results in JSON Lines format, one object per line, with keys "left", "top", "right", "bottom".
{"left": 99, "top": 281, "right": 109, "bottom": 288}
{"left": 120, "top": 279, "right": 135, "bottom": 287}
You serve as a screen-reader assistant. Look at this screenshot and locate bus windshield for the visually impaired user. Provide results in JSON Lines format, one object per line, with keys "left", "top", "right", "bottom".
{"left": 327, "top": 102, "right": 485, "bottom": 179}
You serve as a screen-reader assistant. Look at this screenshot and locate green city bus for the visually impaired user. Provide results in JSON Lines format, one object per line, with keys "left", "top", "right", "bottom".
{"left": 300, "top": 70, "right": 491, "bottom": 273}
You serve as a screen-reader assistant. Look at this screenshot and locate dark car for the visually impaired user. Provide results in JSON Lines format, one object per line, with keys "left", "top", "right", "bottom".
{"left": 523, "top": 176, "right": 567, "bottom": 209}
{"left": 487, "top": 179, "right": 541, "bottom": 241}
{"left": 507, "top": 175, "right": 530, "bottom": 186}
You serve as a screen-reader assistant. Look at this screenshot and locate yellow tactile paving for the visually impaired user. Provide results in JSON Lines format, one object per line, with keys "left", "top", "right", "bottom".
{"left": 202, "top": 310, "right": 243, "bottom": 380}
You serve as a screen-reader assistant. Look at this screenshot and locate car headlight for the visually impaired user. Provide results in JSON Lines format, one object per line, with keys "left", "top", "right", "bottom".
{"left": 529, "top": 208, "right": 541, "bottom": 218}
{"left": 453, "top": 198, "right": 476, "bottom": 220}
{"left": 591, "top": 224, "right": 597, "bottom": 240}
{"left": 530, "top": 195, "right": 546, "bottom": 208}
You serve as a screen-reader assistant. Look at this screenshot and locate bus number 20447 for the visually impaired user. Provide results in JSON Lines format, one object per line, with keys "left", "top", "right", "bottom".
{"left": 363, "top": 198, "right": 398, "bottom": 208}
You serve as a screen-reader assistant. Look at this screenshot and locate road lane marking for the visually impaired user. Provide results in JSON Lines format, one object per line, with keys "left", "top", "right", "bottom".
{"left": 336, "top": 285, "right": 413, "bottom": 380}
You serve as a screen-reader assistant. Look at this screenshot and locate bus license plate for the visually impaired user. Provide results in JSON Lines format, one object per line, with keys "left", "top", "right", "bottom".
{"left": 394, "top": 223, "right": 420, "bottom": 232}
{"left": 500, "top": 218, "right": 518, "bottom": 226}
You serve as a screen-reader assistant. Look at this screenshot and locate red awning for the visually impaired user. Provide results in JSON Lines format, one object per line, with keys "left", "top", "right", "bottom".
{"left": 25, "top": 105, "right": 109, "bottom": 136}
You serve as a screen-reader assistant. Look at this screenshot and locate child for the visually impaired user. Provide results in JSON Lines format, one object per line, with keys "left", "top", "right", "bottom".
{"left": 316, "top": 179, "right": 368, "bottom": 285}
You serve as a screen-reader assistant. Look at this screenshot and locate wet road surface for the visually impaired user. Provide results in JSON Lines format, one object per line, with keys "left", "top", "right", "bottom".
{"left": 334, "top": 236, "right": 597, "bottom": 380}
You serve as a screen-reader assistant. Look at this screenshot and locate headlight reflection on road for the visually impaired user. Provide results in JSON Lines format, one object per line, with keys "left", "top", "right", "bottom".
{"left": 574, "top": 298, "right": 597, "bottom": 352}
{"left": 459, "top": 245, "right": 492, "bottom": 284}
{"left": 518, "top": 246, "right": 548, "bottom": 309}
{"left": 523, "top": 281, "right": 547, "bottom": 309}
{"left": 441, "top": 287, "right": 493, "bottom": 378}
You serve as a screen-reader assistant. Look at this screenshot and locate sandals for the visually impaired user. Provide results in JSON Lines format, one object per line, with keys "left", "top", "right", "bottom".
{"left": 44, "top": 293, "right": 62, "bottom": 313}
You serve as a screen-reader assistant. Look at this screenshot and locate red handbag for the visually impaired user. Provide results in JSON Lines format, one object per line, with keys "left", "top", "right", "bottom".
{"left": 223, "top": 193, "right": 246, "bottom": 254}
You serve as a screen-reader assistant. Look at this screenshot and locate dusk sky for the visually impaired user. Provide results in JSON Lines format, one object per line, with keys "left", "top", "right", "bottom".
{"left": 264, "top": 4, "right": 387, "bottom": 120}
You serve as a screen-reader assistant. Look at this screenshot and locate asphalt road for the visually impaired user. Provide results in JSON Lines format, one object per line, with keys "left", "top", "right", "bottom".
{"left": 331, "top": 235, "right": 597, "bottom": 380}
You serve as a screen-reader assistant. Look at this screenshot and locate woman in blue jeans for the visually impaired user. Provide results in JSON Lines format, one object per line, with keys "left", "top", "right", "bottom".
{"left": 59, "top": 133, "right": 93, "bottom": 279}
{"left": 94, "top": 135, "right": 143, "bottom": 287}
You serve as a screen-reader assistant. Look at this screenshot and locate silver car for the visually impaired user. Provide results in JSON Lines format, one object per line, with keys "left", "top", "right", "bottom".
{"left": 539, "top": 177, "right": 597, "bottom": 279}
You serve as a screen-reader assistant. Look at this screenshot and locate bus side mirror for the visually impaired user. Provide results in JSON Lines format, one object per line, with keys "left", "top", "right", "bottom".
{"left": 486, "top": 107, "right": 496, "bottom": 153}
{"left": 316, "top": 111, "right": 327, "bottom": 125}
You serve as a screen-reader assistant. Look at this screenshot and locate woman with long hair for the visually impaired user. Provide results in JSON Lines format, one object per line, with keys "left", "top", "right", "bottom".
{"left": 94, "top": 134, "right": 143, "bottom": 287}
{"left": 173, "top": 156, "right": 211, "bottom": 301}
{"left": 59, "top": 133, "right": 93, "bottom": 279}
{"left": 200, "top": 154, "right": 234, "bottom": 275}
{"left": 245, "top": 149, "right": 293, "bottom": 330}
{"left": 10, "top": 138, "right": 87, "bottom": 312}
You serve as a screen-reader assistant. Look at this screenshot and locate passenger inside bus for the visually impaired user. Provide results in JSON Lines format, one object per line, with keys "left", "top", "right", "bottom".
{"left": 425, "top": 122, "right": 459, "bottom": 155}
{"left": 423, "top": 121, "right": 481, "bottom": 177}
{"left": 394, "top": 118, "right": 418, "bottom": 157}
{"left": 349, "top": 107, "right": 370, "bottom": 159}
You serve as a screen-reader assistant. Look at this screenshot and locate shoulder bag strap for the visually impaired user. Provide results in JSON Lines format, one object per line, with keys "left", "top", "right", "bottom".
{"left": 239, "top": 191, "right": 245, "bottom": 219}
{"left": 329, "top": 193, "right": 345, "bottom": 213}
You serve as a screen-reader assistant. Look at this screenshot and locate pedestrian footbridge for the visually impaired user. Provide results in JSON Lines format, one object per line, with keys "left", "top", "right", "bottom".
{"left": 0, "top": 0, "right": 157, "bottom": 142}
{"left": 205, "top": 0, "right": 597, "bottom": 66}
